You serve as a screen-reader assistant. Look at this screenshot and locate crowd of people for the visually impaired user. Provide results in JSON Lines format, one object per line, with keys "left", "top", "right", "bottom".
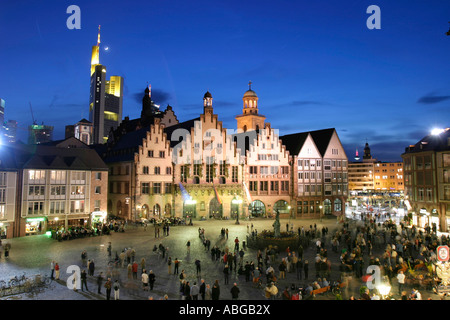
{"left": 40, "top": 209, "right": 450, "bottom": 301}
{"left": 49, "top": 220, "right": 127, "bottom": 241}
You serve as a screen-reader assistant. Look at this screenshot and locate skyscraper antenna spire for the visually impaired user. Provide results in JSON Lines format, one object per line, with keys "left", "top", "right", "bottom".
{"left": 97, "top": 25, "right": 101, "bottom": 46}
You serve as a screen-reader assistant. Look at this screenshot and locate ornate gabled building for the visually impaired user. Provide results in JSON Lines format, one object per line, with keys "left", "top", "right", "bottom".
{"left": 167, "top": 91, "right": 245, "bottom": 219}
{"left": 98, "top": 83, "right": 348, "bottom": 223}
{"left": 281, "top": 128, "right": 348, "bottom": 219}
{"left": 232, "top": 86, "right": 292, "bottom": 218}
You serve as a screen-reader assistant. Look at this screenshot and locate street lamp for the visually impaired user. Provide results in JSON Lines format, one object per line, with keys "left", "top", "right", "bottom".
{"left": 377, "top": 283, "right": 391, "bottom": 300}
{"left": 232, "top": 196, "right": 243, "bottom": 225}
{"left": 319, "top": 205, "right": 323, "bottom": 222}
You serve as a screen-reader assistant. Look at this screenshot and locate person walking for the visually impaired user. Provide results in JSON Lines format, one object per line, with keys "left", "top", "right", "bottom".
{"left": 80, "top": 270, "right": 89, "bottom": 292}
{"left": 142, "top": 270, "right": 149, "bottom": 291}
{"left": 97, "top": 272, "right": 104, "bottom": 294}
{"left": 168, "top": 257, "right": 172, "bottom": 274}
{"left": 195, "top": 259, "right": 201, "bottom": 276}
{"left": 149, "top": 270, "right": 156, "bottom": 290}
{"left": 223, "top": 264, "right": 230, "bottom": 285}
{"left": 127, "top": 263, "right": 132, "bottom": 279}
{"left": 397, "top": 270, "right": 405, "bottom": 296}
{"left": 54, "top": 262, "right": 60, "bottom": 280}
{"left": 104, "top": 278, "right": 112, "bottom": 300}
{"left": 113, "top": 280, "right": 120, "bottom": 300}
{"left": 279, "top": 260, "right": 286, "bottom": 280}
{"left": 132, "top": 261, "right": 138, "bottom": 279}
{"left": 190, "top": 281, "right": 200, "bottom": 300}
{"left": 304, "top": 260, "right": 309, "bottom": 280}
{"left": 81, "top": 250, "right": 87, "bottom": 267}
{"left": 140, "top": 258, "right": 146, "bottom": 274}
{"left": 174, "top": 258, "right": 180, "bottom": 275}
{"left": 50, "top": 261, "right": 55, "bottom": 280}
{"left": 88, "top": 259, "right": 95, "bottom": 276}
{"left": 186, "top": 240, "right": 191, "bottom": 254}
{"left": 205, "top": 284, "right": 212, "bottom": 300}
{"left": 230, "top": 283, "right": 240, "bottom": 300}
{"left": 212, "top": 280, "right": 220, "bottom": 300}
{"left": 200, "top": 279, "right": 206, "bottom": 300}
{"left": 184, "top": 281, "right": 191, "bottom": 300}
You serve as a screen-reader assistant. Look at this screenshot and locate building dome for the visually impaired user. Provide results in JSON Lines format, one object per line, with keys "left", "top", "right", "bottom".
{"left": 243, "top": 89, "right": 257, "bottom": 98}
{"left": 204, "top": 91, "right": 212, "bottom": 99}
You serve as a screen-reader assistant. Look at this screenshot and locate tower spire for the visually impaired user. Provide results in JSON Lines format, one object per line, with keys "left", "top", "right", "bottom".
{"left": 248, "top": 81, "right": 252, "bottom": 90}
{"left": 97, "top": 25, "right": 101, "bottom": 46}
{"left": 90, "top": 25, "right": 101, "bottom": 75}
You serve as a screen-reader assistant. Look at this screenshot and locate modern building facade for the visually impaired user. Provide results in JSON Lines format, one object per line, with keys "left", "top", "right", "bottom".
{"left": 348, "top": 142, "right": 404, "bottom": 193}
{"left": 0, "top": 139, "right": 108, "bottom": 238}
{"left": 3, "top": 120, "right": 18, "bottom": 143}
{"left": 373, "top": 161, "right": 404, "bottom": 192}
{"left": 402, "top": 128, "right": 450, "bottom": 231}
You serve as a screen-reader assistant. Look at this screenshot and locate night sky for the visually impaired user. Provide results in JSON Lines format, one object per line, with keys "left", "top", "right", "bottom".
{"left": 1, "top": 0, "right": 449, "bottom": 161}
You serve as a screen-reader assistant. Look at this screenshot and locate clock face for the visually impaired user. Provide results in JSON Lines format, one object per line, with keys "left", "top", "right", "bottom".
{"left": 437, "top": 246, "right": 450, "bottom": 262}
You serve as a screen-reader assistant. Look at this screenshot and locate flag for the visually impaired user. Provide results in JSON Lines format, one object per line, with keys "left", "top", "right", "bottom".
{"left": 243, "top": 182, "right": 252, "bottom": 203}
{"left": 213, "top": 185, "right": 222, "bottom": 205}
{"left": 179, "top": 183, "right": 191, "bottom": 202}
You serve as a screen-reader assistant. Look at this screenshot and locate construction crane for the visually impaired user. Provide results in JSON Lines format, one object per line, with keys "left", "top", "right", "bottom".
{"left": 29, "top": 102, "right": 37, "bottom": 125}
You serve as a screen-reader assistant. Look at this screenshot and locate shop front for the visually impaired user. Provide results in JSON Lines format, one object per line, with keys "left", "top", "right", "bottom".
{"left": 417, "top": 208, "right": 440, "bottom": 231}
{"left": 0, "top": 222, "right": 10, "bottom": 239}
{"left": 91, "top": 211, "right": 107, "bottom": 225}
{"left": 25, "top": 217, "right": 46, "bottom": 236}
{"left": 429, "top": 209, "right": 440, "bottom": 232}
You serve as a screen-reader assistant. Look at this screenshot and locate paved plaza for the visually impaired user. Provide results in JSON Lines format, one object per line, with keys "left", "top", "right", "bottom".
{"left": 0, "top": 216, "right": 443, "bottom": 300}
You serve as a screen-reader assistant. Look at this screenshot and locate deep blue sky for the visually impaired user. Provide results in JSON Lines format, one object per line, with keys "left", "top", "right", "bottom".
{"left": 1, "top": 0, "right": 449, "bottom": 161}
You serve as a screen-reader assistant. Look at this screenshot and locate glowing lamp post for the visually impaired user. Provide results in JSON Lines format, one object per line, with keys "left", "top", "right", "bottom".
{"left": 377, "top": 284, "right": 391, "bottom": 300}
{"left": 319, "top": 205, "right": 323, "bottom": 222}
{"left": 232, "top": 196, "right": 243, "bottom": 225}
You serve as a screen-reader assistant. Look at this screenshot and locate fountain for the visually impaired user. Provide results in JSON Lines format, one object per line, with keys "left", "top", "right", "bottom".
{"left": 247, "top": 209, "right": 300, "bottom": 251}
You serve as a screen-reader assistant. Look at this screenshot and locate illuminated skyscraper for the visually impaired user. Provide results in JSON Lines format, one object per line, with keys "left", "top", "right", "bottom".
{"left": 89, "top": 26, "right": 123, "bottom": 144}
{"left": 3, "top": 120, "right": 17, "bottom": 143}
{"left": 90, "top": 25, "right": 101, "bottom": 76}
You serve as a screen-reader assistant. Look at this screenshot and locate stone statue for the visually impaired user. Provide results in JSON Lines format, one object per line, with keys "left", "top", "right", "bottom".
{"left": 273, "top": 209, "right": 281, "bottom": 238}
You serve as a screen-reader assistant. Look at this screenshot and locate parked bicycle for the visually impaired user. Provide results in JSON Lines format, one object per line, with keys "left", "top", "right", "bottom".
{"left": 9, "top": 272, "right": 27, "bottom": 287}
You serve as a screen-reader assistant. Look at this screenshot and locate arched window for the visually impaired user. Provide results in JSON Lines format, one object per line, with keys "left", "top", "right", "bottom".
{"left": 273, "top": 200, "right": 290, "bottom": 214}
{"left": 334, "top": 199, "right": 342, "bottom": 212}
{"left": 249, "top": 200, "right": 266, "bottom": 217}
{"left": 323, "top": 199, "right": 332, "bottom": 215}
{"left": 153, "top": 204, "right": 161, "bottom": 217}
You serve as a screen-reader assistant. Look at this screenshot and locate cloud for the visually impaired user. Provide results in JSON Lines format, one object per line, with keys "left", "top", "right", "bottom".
{"left": 417, "top": 92, "right": 450, "bottom": 104}
{"left": 214, "top": 100, "right": 235, "bottom": 107}
{"left": 290, "top": 100, "right": 327, "bottom": 106}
